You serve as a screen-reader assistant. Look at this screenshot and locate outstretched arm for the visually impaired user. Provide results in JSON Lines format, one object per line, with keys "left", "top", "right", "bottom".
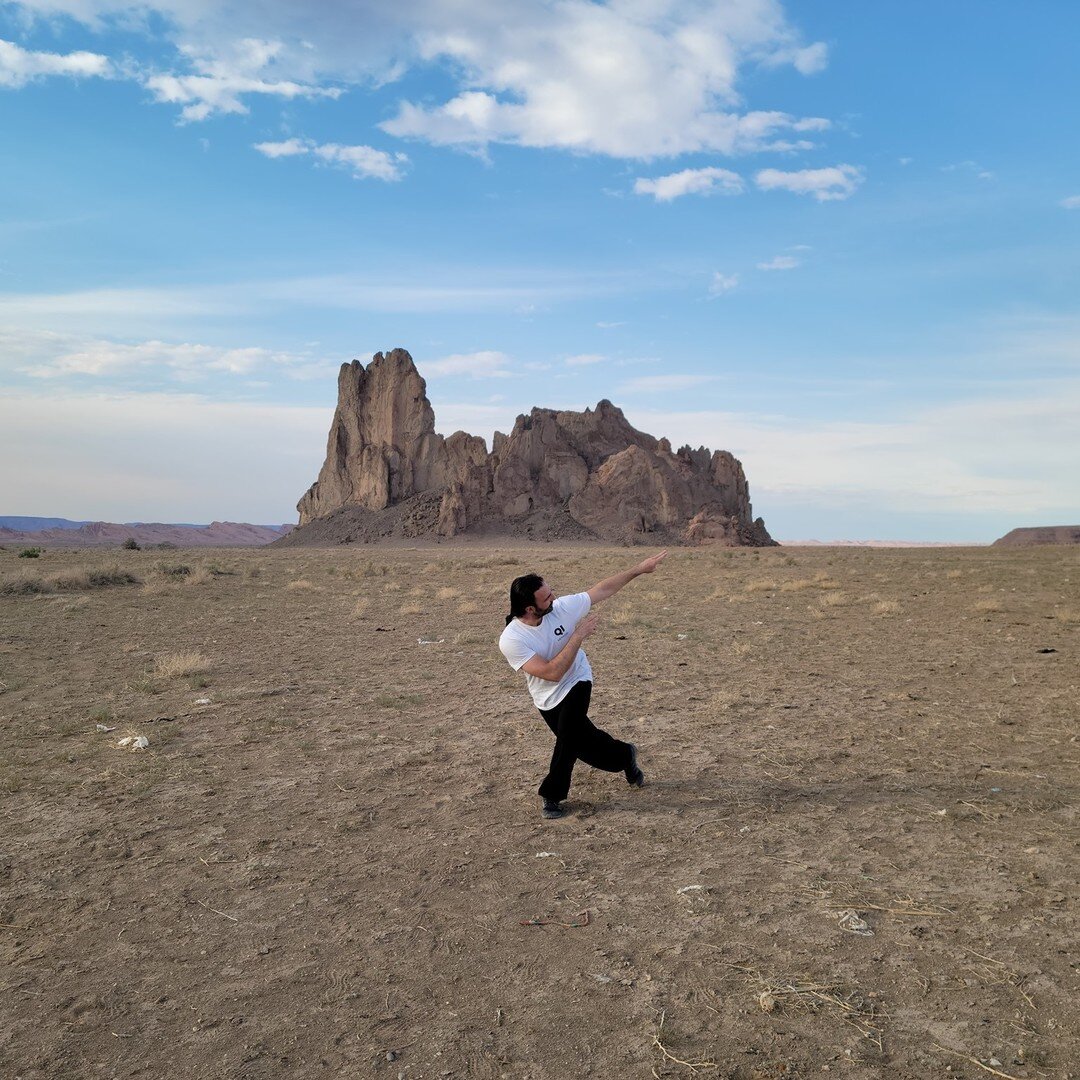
{"left": 586, "top": 550, "right": 668, "bottom": 605}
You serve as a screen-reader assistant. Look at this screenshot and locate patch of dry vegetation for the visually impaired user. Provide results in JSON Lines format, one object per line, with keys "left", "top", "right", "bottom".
{"left": 0, "top": 566, "right": 139, "bottom": 594}
{"left": 152, "top": 651, "right": 211, "bottom": 678}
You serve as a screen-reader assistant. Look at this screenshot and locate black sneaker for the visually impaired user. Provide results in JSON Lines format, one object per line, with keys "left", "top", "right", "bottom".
{"left": 541, "top": 799, "right": 564, "bottom": 819}
{"left": 625, "top": 743, "right": 645, "bottom": 787}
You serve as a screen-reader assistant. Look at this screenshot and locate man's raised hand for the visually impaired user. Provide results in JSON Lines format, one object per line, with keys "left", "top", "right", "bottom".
{"left": 636, "top": 550, "right": 668, "bottom": 575}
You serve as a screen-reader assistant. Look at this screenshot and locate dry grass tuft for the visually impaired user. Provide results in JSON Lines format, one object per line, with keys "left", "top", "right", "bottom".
{"left": 1053, "top": 607, "right": 1080, "bottom": 623}
{"left": 436, "top": 586, "right": 460, "bottom": 600}
{"left": 400, "top": 602, "right": 423, "bottom": 615}
{"left": 186, "top": 566, "right": 214, "bottom": 586}
{"left": 946, "top": 569, "right": 963, "bottom": 579}
{"left": 873, "top": 600, "right": 902, "bottom": 616}
{"left": 153, "top": 651, "right": 211, "bottom": 678}
{"left": 354, "top": 598, "right": 370, "bottom": 616}
{"left": 974, "top": 599, "right": 1002, "bottom": 613}
{"left": 780, "top": 579, "right": 815, "bottom": 592}
{"left": 1, "top": 567, "right": 139, "bottom": 594}
{"left": 819, "top": 591, "right": 849, "bottom": 608}
{"left": 732, "top": 640, "right": 752, "bottom": 657}
{"left": 286, "top": 578, "right": 317, "bottom": 592}
{"left": 458, "top": 600, "right": 480, "bottom": 615}
{"left": 744, "top": 579, "right": 778, "bottom": 593}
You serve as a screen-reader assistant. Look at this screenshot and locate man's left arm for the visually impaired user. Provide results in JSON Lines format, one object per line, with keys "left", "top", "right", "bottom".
{"left": 586, "top": 550, "right": 668, "bottom": 605}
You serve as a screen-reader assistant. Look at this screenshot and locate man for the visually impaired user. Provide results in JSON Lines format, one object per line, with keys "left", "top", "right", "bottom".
{"left": 499, "top": 551, "right": 668, "bottom": 819}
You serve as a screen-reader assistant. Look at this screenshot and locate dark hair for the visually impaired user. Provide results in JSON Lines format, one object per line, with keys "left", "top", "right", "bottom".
{"left": 506, "top": 573, "right": 543, "bottom": 625}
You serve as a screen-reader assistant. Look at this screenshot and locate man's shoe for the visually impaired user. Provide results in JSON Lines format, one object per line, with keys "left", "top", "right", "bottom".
{"left": 541, "top": 799, "right": 565, "bottom": 819}
{"left": 625, "top": 743, "right": 645, "bottom": 787}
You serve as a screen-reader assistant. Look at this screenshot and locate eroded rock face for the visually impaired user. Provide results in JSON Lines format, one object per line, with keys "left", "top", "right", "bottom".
{"left": 295, "top": 349, "right": 775, "bottom": 545}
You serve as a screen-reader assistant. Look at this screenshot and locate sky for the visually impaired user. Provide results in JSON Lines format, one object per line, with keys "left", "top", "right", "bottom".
{"left": 1, "top": 0, "right": 1078, "bottom": 541}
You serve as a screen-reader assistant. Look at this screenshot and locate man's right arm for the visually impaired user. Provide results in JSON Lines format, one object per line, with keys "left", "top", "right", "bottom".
{"left": 520, "top": 613, "right": 599, "bottom": 683}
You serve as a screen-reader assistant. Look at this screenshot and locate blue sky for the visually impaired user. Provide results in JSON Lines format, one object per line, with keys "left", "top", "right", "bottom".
{"left": 1, "top": 0, "right": 1078, "bottom": 540}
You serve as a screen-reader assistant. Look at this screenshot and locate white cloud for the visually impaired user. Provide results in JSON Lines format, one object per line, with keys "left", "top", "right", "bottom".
{"left": 596, "top": 321, "right": 624, "bottom": 329}
{"left": 1061, "top": 195, "right": 1080, "bottom": 210}
{"left": 377, "top": 2, "right": 829, "bottom": 158}
{"left": 0, "top": 37, "right": 112, "bottom": 87}
{"left": 634, "top": 167, "right": 744, "bottom": 202}
{"left": 709, "top": 272, "right": 739, "bottom": 295}
{"left": 3, "top": 326, "right": 336, "bottom": 382}
{"left": 421, "top": 350, "right": 513, "bottom": 378}
{"left": 755, "top": 163, "right": 864, "bottom": 201}
{"left": 141, "top": 34, "right": 343, "bottom": 121}
{"left": 564, "top": 353, "right": 605, "bottom": 366}
{"left": 0, "top": 270, "right": 625, "bottom": 338}
{"left": 254, "top": 138, "right": 407, "bottom": 181}
{"left": 757, "top": 255, "right": 800, "bottom": 271}
{"left": 7, "top": 2, "right": 830, "bottom": 157}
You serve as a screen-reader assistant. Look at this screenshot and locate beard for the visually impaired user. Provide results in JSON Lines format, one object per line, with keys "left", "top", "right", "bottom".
{"left": 536, "top": 600, "right": 554, "bottom": 618}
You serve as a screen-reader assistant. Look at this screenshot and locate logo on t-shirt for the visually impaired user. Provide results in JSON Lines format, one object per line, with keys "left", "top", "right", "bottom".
{"left": 553, "top": 625, "right": 566, "bottom": 636}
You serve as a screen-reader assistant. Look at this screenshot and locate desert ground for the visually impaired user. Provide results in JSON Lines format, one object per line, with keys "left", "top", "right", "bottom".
{"left": 1, "top": 542, "right": 1077, "bottom": 1079}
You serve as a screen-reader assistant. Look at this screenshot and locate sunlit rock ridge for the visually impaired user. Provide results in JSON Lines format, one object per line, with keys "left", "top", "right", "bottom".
{"left": 289, "top": 349, "right": 774, "bottom": 546}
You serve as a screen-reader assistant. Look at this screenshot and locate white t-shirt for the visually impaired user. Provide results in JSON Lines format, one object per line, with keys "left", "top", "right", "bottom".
{"left": 499, "top": 592, "right": 594, "bottom": 711}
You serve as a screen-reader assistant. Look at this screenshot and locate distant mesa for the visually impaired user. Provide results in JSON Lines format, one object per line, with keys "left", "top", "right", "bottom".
{"left": 992, "top": 525, "right": 1080, "bottom": 547}
{"left": 280, "top": 348, "right": 775, "bottom": 547}
{"left": 0, "top": 520, "right": 291, "bottom": 549}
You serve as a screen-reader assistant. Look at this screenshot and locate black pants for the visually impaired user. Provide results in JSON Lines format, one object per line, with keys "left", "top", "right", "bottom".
{"left": 537, "top": 680, "right": 632, "bottom": 802}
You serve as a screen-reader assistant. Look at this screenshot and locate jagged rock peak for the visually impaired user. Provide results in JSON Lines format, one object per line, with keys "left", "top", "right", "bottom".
{"left": 292, "top": 348, "right": 775, "bottom": 546}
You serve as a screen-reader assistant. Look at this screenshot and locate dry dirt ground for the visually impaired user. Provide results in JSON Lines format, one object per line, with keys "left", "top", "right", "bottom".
{"left": 1, "top": 543, "right": 1077, "bottom": 1080}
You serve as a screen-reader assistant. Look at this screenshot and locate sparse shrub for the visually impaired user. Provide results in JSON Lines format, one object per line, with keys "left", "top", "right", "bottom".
{"left": 0, "top": 573, "right": 50, "bottom": 595}
{"left": 186, "top": 566, "right": 214, "bottom": 586}
{"left": 128, "top": 677, "right": 160, "bottom": 695}
{"left": 19, "top": 547, "right": 43, "bottom": 559}
{"left": 399, "top": 602, "right": 423, "bottom": 615}
{"left": 873, "top": 600, "right": 902, "bottom": 615}
{"left": 153, "top": 651, "right": 211, "bottom": 678}
{"left": 89, "top": 706, "right": 114, "bottom": 724}
{"left": 121, "top": 537, "right": 141, "bottom": 550}
{"left": 974, "top": 599, "right": 1002, "bottom": 613}
{"left": 158, "top": 563, "right": 192, "bottom": 579}
{"left": 1, "top": 567, "right": 138, "bottom": 594}
{"left": 819, "top": 591, "right": 849, "bottom": 608}
{"left": 189, "top": 674, "right": 210, "bottom": 689}
{"left": 744, "top": 579, "right": 778, "bottom": 593}
{"left": 84, "top": 568, "right": 139, "bottom": 588}
{"left": 780, "top": 579, "right": 814, "bottom": 592}
{"left": 1053, "top": 608, "right": 1079, "bottom": 624}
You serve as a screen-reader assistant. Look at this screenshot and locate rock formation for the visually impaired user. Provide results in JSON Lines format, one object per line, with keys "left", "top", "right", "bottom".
{"left": 992, "top": 525, "right": 1080, "bottom": 547}
{"left": 289, "top": 348, "right": 774, "bottom": 546}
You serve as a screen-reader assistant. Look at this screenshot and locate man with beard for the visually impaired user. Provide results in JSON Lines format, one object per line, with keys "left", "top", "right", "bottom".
{"left": 499, "top": 551, "right": 668, "bottom": 818}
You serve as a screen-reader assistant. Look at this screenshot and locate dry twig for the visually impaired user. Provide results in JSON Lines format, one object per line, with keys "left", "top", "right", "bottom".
{"left": 932, "top": 1044, "right": 1021, "bottom": 1080}
{"left": 651, "top": 1011, "right": 718, "bottom": 1072}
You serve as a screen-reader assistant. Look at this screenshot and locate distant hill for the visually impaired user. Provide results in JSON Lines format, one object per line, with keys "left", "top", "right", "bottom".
{"left": 0, "top": 520, "right": 292, "bottom": 548}
{"left": 782, "top": 539, "right": 983, "bottom": 548}
{"left": 0, "top": 516, "right": 93, "bottom": 531}
{"left": 992, "top": 525, "right": 1080, "bottom": 547}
